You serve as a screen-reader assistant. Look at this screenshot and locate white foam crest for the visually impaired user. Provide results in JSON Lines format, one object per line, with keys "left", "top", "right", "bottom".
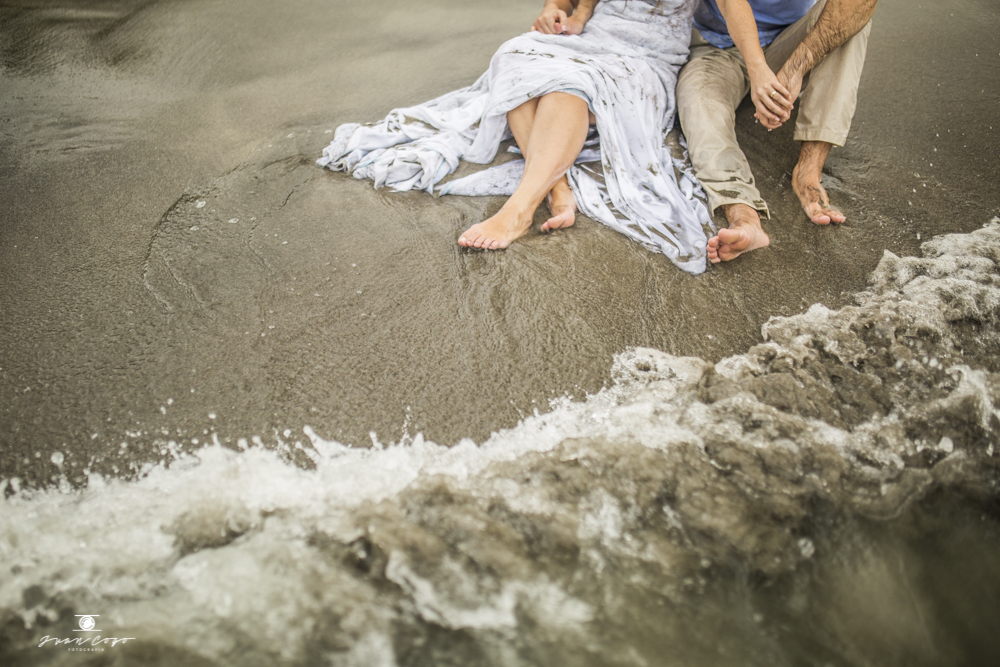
{"left": 0, "top": 365, "right": 661, "bottom": 656}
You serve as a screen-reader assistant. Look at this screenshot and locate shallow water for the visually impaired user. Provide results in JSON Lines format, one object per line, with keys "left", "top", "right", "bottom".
{"left": 2, "top": 0, "right": 1000, "bottom": 664}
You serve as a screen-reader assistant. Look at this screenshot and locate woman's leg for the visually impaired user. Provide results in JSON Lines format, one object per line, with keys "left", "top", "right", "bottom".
{"left": 506, "top": 98, "right": 578, "bottom": 233}
{"left": 459, "top": 92, "right": 590, "bottom": 250}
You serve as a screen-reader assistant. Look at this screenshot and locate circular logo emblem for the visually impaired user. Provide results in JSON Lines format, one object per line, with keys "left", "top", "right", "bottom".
{"left": 78, "top": 616, "right": 97, "bottom": 631}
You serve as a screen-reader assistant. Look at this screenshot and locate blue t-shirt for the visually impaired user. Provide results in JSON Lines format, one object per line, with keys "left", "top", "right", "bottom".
{"left": 693, "top": 0, "right": 816, "bottom": 48}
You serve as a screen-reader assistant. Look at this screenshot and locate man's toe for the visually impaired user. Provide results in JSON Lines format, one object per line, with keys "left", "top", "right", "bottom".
{"left": 805, "top": 204, "right": 830, "bottom": 225}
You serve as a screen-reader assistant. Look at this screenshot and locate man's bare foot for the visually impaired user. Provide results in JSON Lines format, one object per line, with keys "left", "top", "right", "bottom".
{"left": 541, "top": 180, "right": 576, "bottom": 232}
{"left": 792, "top": 141, "right": 846, "bottom": 225}
{"left": 707, "top": 203, "right": 770, "bottom": 263}
{"left": 458, "top": 205, "right": 533, "bottom": 250}
{"left": 792, "top": 169, "right": 846, "bottom": 225}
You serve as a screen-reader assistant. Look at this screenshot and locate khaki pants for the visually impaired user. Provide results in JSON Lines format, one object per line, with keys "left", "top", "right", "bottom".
{"left": 677, "top": 0, "right": 871, "bottom": 217}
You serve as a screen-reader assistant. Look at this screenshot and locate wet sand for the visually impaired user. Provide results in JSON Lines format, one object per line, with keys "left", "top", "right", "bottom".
{"left": 1, "top": 0, "right": 999, "bottom": 485}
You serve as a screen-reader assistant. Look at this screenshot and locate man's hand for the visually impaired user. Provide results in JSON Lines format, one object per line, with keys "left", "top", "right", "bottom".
{"left": 761, "top": 0, "right": 875, "bottom": 128}
{"left": 774, "top": 68, "right": 803, "bottom": 118}
{"left": 719, "top": 0, "right": 875, "bottom": 131}
{"left": 748, "top": 64, "right": 793, "bottom": 129}
{"left": 716, "top": 0, "right": 793, "bottom": 128}
{"left": 776, "top": 0, "right": 877, "bottom": 105}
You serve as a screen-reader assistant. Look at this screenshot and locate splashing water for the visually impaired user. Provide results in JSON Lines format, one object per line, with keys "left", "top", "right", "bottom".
{"left": 3, "top": 221, "right": 1000, "bottom": 666}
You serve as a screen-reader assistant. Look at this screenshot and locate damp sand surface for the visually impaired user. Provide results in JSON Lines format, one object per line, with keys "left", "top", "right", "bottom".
{"left": 1, "top": 1, "right": 1000, "bottom": 664}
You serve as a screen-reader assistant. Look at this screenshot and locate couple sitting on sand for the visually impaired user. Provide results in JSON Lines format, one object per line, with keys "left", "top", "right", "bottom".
{"left": 319, "top": 0, "right": 876, "bottom": 274}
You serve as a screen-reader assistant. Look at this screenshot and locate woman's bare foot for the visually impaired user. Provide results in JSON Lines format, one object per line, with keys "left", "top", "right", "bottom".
{"left": 541, "top": 179, "right": 576, "bottom": 232}
{"left": 792, "top": 141, "right": 846, "bottom": 225}
{"left": 707, "top": 203, "right": 770, "bottom": 263}
{"left": 458, "top": 205, "right": 534, "bottom": 250}
{"left": 459, "top": 92, "right": 591, "bottom": 250}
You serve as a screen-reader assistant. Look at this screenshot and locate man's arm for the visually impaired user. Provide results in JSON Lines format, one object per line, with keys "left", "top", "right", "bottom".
{"left": 533, "top": 0, "right": 598, "bottom": 35}
{"left": 777, "top": 0, "right": 878, "bottom": 112}
{"left": 716, "top": 0, "right": 794, "bottom": 128}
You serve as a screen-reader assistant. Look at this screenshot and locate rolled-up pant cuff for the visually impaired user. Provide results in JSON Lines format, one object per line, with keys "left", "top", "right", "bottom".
{"left": 793, "top": 128, "right": 849, "bottom": 147}
{"left": 705, "top": 190, "right": 771, "bottom": 220}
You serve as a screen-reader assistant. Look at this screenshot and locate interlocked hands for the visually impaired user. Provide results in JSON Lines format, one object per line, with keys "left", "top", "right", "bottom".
{"left": 749, "top": 64, "right": 797, "bottom": 130}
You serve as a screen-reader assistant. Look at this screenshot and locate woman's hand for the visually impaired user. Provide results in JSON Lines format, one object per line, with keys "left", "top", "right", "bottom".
{"left": 531, "top": 1, "right": 594, "bottom": 35}
{"left": 559, "top": 13, "right": 588, "bottom": 35}
{"left": 748, "top": 62, "right": 793, "bottom": 129}
{"left": 532, "top": 4, "right": 570, "bottom": 34}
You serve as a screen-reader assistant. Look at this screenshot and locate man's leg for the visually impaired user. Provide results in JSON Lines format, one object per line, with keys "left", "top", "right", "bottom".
{"left": 677, "top": 33, "right": 770, "bottom": 263}
{"left": 763, "top": 0, "right": 872, "bottom": 224}
{"left": 459, "top": 92, "right": 590, "bottom": 250}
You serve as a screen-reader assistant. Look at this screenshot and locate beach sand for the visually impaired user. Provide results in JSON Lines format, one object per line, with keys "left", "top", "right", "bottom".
{"left": 1, "top": 0, "right": 998, "bottom": 483}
